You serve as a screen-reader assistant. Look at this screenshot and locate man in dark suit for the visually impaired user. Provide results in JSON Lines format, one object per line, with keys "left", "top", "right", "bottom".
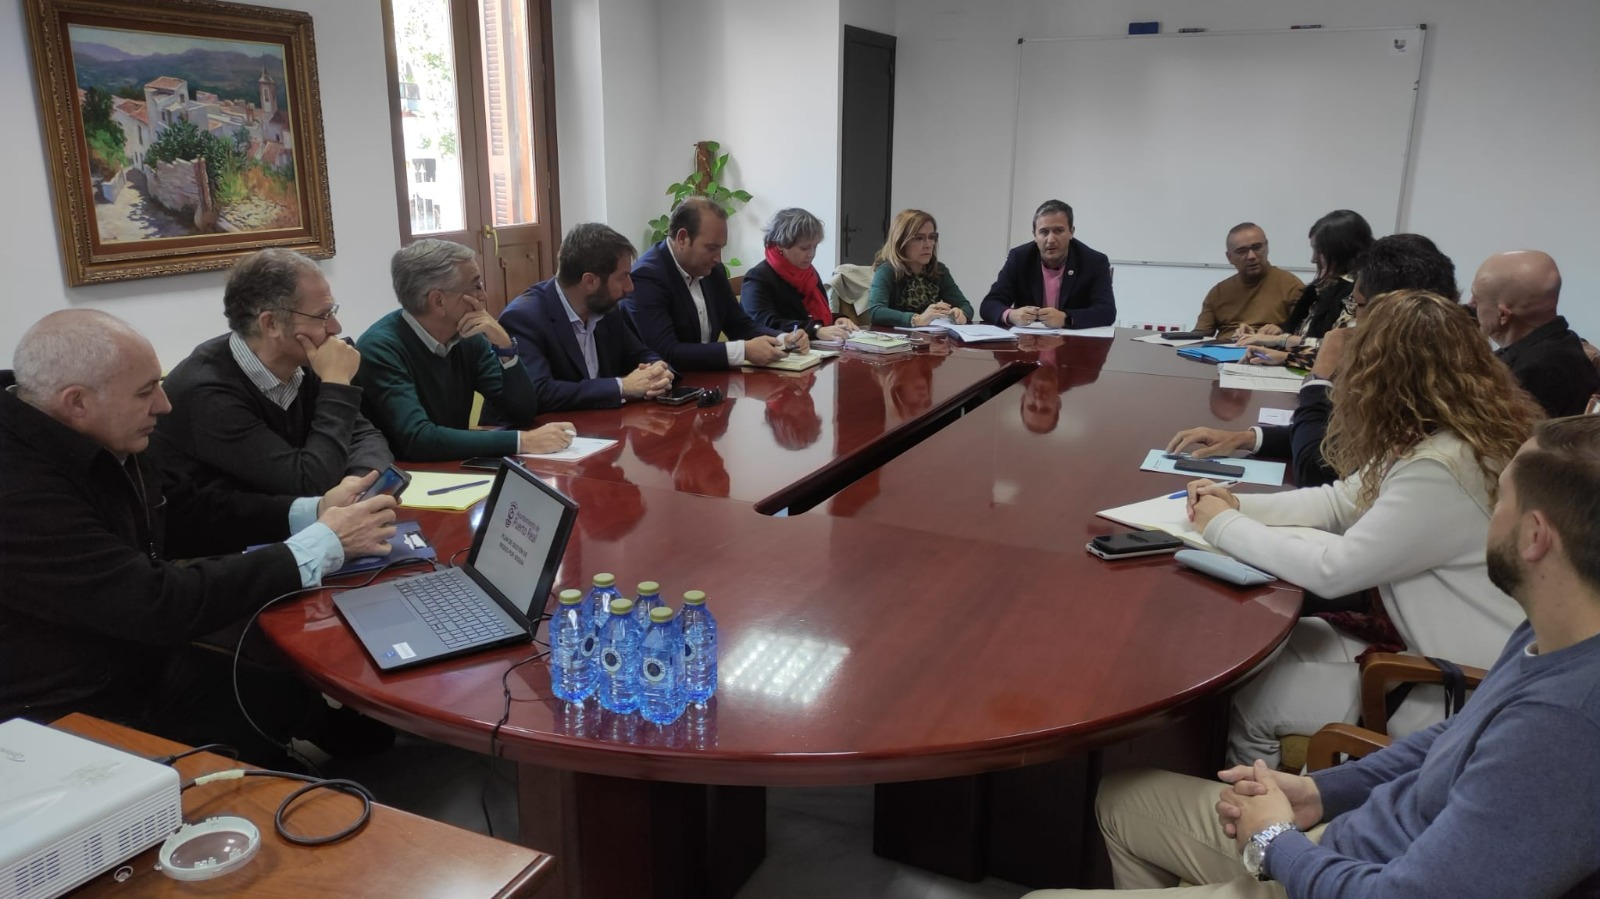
{"left": 1469, "top": 250, "right": 1600, "bottom": 418}
{"left": 980, "top": 199, "right": 1117, "bottom": 329}
{"left": 627, "top": 196, "right": 798, "bottom": 371}
{"left": 502, "top": 223, "right": 674, "bottom": 411}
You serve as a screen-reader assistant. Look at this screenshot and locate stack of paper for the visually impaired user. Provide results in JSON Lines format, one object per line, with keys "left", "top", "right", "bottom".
{"left": 1217, "top": 363, "right": 1303, "bottom": 394}
{"left": 846, "top": 332, "right": 914, "bottom": 354}
{"left": 1011, "top": 324, "right": 1118, "bottom": 338}
{"left": 1133, "top": 333, "right": 1207, "bottom": 348}
{"left": 936, "top": 322, "right": 1017, "bottom": 343}
{"left": 519, "top": 436, "right": 619, "bottom": 464}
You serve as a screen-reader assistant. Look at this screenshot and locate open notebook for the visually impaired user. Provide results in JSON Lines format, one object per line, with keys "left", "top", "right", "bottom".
{"left": 1096, "top": 494, "right": 1214, "bottom": 550}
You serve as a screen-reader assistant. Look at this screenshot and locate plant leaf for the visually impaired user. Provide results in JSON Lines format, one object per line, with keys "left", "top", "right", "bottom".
{"left": 714, "top": 153, "right": 729, "bottom": 173}
{"left": 730, "top": 189, "right": 753, "bottom": 202}
{"left": 704, "top": 141, "right": 720, "bottom": 154}
{"left": 726, "top": 257, "right": 742, "bottom": 269}
{"left": 704, "top": 180, "right": 720, "bottom": 194}
{"left": 666, "top": 182, "right": 685, "bottom": 195}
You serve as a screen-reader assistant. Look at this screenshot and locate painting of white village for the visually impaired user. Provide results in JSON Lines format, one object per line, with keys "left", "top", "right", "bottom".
{"left": 69, "top": 25, "right": 302, "bottom": 243}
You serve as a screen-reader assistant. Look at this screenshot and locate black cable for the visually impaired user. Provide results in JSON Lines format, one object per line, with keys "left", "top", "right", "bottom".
{"left": 480, "top": 631, "right": 548, "bottom": 838}
{"left": 232, "top": 556, "right": 438, "bottom": 777}
{"left": 152, "top": 743, "right": 239, "bottom": 766}
{"left": 181, "top": 767, "right": 374, "bottom": 845}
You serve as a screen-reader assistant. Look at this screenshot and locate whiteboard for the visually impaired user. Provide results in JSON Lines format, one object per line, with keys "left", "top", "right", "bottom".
{"left": 1008, "top": 27, "right": 1425, "bottom": 267}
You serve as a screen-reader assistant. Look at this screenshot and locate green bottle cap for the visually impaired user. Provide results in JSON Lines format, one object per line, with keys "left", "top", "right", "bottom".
{"left": 558, "top": 589, "right": 583, "bottom": 605}
{"left": 649, "top": 606, "right": 675, "bottom": 623}
{"left": 609, "top": 598, "right": 635, "bottom": 615}
{"left": 592, "top": 572, "right": 616, "bottom": 587}
{"left": 682, "top": 590, "right": 707, "bottom": 606}
{"left": 637, "top": 581, "right": 660, "bottom": 595}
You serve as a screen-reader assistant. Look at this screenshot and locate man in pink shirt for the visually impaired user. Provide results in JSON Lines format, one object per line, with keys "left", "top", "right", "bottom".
{"left": 980, "top": 199, "right": 1117, "bottom": 329}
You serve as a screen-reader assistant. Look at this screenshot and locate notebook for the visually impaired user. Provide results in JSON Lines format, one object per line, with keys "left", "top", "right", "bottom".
{"left": 746, "top": 348, "right": 839, "bottom": 371}
{"left": 846, "top": 332, "right": 914, "bottom": 354}
{"left": 1096, "top": 494, "right": 1215, "bottom": 550}
{"left": 333, "top": 460, "right": 578, "bottom": 671}
{"left": 1176, "top": 345, "right": 1248, "bottom": 364}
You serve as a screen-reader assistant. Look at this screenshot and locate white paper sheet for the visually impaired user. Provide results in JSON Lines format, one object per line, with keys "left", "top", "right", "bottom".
{"left": 1257, "top": 408, "right": 1293, "bottom": 426}
{"left": 518, "top": 436, "right": 619, "bottom": 464}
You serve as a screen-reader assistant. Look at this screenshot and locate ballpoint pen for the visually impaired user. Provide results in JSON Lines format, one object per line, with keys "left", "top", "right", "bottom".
{"left": 1168, "top": 479, "right": 1240, "bottom": 499}
{"left": 427, "top": 479, "right": 490, "bottom": 496}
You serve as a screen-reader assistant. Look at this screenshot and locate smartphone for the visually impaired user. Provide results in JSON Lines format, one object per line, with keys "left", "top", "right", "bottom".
{"left": 460, "top": 456, "right": 504, "bottom": 472}
{"left": 1087, "top": 530, "right": 1186, "bottom": 560}
{"left": 1160, "top": 330, "right": 1208, "bottom": 341}
{"left": 1174, "top": 458, "right": 1247, "bottom": 478}
{"left": 655, "top": 386, "right": 705, "bottom": 406}
{"left": 358, "top": 465, "right": 411, "bottom": 502}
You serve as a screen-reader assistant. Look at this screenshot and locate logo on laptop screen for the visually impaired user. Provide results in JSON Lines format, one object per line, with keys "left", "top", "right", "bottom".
{"left": 503, "top": 501, "right": 543, "bottom": 545}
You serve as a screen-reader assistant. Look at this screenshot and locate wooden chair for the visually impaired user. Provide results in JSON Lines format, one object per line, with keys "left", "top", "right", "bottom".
{"left": 1302, "top": 653, "right": 1488, "bottom": 771}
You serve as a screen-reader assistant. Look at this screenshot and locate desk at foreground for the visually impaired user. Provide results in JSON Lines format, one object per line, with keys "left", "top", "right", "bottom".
{"left": 52, "top": 714, "right": 554, "bottom": 899}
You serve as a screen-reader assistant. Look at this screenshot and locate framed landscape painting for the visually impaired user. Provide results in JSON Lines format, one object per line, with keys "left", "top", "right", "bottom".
{"left": 25, "top": 0, "right": 335, "bottom": 285}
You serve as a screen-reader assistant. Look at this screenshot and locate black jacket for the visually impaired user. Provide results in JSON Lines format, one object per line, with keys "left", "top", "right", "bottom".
{"left": 0, "top": 376, "right": 302, "bottom": 722}
{"left": 626, "top": 241, "right": 779, "bottom": 371}
{"left": 501, "top": 278, "right": 661, "bottom": 411}
{"left": 1282, "top": 277, "right": 1354, "bottom": 341}
{"left": 1495, "top": 316, "right": 1600, "bottom": 418}
{"left": 979, "top": 239, "right": 1117, "bottom": 328}
{"left": 739, "top": 260, "right": 838, "bottom": 338}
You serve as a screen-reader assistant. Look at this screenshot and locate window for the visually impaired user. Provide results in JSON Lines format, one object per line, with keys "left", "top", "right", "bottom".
{"left": 382, "top": 0, "right": 560, "bottom": 313}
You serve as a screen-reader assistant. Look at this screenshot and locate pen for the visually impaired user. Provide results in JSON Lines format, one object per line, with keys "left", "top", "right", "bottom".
{"left": 427, "top": 479, "right": 490, "bottom": 496}
{"left": 1167, "top": 479, "right": 1240, "bottom": 499}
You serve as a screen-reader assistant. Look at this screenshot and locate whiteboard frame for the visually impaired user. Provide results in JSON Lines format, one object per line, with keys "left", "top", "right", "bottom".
{"left": 1005, "top": 25, "right": 1428, "bottom": 271}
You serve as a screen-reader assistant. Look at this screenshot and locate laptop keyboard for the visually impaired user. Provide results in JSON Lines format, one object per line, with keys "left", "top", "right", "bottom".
{"left": 397, "top": 572, "right": 515, "bottom": 648}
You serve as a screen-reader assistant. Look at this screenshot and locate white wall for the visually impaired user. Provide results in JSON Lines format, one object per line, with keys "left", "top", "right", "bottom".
{"left": 890, "top": 0, "right": 1600, "bottom": 339}
{"left": 0, "top": 0, "right": 403, "bottom": 368}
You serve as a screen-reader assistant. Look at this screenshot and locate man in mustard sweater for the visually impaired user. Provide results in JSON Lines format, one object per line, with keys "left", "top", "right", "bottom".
{"left": 356, "top": 239, "right": 574, "bottom": 461}
{"left": 1195, "top": 223, "right": 1306, "bottom": 339}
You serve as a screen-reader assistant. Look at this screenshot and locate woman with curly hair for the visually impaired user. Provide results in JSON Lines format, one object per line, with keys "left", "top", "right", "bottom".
{"left": 1186, "top": 290, "right": 1543, "bottom": 767}
{"left": 866, "top": 209, "right": 973, "bottom": 327}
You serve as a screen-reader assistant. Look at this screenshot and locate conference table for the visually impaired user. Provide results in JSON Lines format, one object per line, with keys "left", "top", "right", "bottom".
{"left": 260, "top": 328, "right": 1302, "bottom": 897}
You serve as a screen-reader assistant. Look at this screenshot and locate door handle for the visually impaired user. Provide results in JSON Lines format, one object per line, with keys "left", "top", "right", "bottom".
{"left": 481, "top": 224, "right": 500, "bottom": 257}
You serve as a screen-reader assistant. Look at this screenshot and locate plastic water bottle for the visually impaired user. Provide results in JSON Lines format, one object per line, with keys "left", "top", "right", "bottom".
{"left": 585, "top": 573, "right": 622, "bottom": 634}
{"left": 679, "top": 590, "right": 718, "bottom": 704}
{"left": 597, "top": 598, "right": 641, "bottom": 713}
{"left": 548, "top": 589, "right": 596, "bottom": 702}
{"left": 638, "top": 606, "right": 687, "bottom": 725}
{"left": 632, "top": 581, "right": 664, "bottom": 631}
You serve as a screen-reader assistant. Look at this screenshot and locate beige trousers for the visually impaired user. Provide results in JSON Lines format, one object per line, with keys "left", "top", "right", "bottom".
{"left": 1023, "top": 769, "right": 1324, "bottom": 898}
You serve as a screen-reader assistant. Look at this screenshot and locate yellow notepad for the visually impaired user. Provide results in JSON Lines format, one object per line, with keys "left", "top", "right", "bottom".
{"left": 399, "top": 471, "right": 496, "bottom": 511}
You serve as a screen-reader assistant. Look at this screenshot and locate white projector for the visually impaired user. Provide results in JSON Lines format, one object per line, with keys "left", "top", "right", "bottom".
{"left": 0, "top": 718, "right": 182, "bottom": 899}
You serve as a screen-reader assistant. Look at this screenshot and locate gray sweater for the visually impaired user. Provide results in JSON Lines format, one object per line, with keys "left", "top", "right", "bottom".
{"left": 1269, "top": 620, "right": 1600, "bottom": 897}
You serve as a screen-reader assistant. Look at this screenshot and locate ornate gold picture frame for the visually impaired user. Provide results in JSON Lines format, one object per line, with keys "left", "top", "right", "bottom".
{"left": 25, "top": 0, "right": 334, "bottom": 285}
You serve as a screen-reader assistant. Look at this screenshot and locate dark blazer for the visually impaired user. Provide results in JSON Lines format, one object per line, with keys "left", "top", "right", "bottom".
{"left": 1495, "top": 316, "right": 1600, "bottom": 418}
{"left": 979, "top": 239, "right": 1116, "bottom": 328}
{"left": 153, "top": 334, "right": 393, "bottom": 496}
{"left": 0, "top": 373, "right": 301, "bottom": 722}
{"left": 501, "top": 278, "right": 661, "bottom": 411}
{"left": 626, "top": 240, "right": 779, "bottom": 371}
{"left": 739, "top": 260, "right": 835, "bottom": 338}
{"left": 1257, "top": 382, "right": 1339, "bottom": 488}
{"left": 1281, "top": 276, "right": 1354, "bottom": 340}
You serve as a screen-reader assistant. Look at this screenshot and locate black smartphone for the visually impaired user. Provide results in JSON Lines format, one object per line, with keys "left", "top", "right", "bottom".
{"left": 1160, "top": 330, "right": 1208, "bottom": 341}
{"left": 1174, "top": 458, "right": 1247, "bottom": 478}
{"left": 359, "top": 465, "right": 411, "bottom": 502}
{"left": 1087, "top": 530, "right": 1186, "bottom": 560}
{"left": 655, "top": 386, "right": 704, "bottom": 406}
{"left": 460, "top": 456, "right": 504, "bottom": 472}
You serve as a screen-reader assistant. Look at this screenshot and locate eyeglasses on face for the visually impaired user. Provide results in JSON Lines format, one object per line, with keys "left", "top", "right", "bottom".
{"left": 289, "top": 303, "right": 341, "bottom": 322}
{"left": 906, "top": 232, "right": 940, "bottom": 245}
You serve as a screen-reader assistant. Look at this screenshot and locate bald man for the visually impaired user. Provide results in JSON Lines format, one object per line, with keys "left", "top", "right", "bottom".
{"left": 1, "top": 310, "right": 397, "bottom": 762}
{"left": 1469, "top": 251, "right": 1600, "bottom": 417}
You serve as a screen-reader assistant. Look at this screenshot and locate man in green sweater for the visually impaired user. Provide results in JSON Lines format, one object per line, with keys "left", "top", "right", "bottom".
{"left": 356, "top": 239, "right": 573, "bottom": 461}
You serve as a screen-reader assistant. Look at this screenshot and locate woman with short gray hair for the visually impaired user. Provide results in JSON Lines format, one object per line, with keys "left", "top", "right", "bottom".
{"left": 740, "top": 208, "right": 859, "bottom": 342}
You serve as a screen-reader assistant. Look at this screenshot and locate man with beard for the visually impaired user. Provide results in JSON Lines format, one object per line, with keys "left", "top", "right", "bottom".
{"left": 501, "top": 223, "right": 673, "bottom": 411}
{"left": 1024, "top": 415, "right": 1600, "bottom": 898}
{"left": 1193, "top": 222, "right": 1305, "bottom": 340}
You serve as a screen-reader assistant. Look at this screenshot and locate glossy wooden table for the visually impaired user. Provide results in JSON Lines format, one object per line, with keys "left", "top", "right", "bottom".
{"left": 261, "top": 329, "right": 1300, "bottom": 897}
{"left": 53, "top": 714, "right": 553, "bottom": 899}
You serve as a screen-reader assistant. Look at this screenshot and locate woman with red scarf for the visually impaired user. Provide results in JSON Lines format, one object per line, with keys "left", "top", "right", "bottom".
{"left": 740, "top": 208, "right": 860, "bottom": 342}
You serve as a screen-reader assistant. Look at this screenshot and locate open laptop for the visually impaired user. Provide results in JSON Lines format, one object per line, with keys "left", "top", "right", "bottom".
{"left": 334, "top": 459, "right": 578, "bottom": 671}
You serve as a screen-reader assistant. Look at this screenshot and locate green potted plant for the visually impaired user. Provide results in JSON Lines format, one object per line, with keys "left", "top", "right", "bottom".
{"left": 647, "top": 140, "right": 752, "bottom": 268}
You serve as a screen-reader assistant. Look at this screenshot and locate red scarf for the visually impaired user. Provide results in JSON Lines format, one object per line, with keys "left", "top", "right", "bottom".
{"left": 765, "top": 245, "right": 832, "bottom": 326}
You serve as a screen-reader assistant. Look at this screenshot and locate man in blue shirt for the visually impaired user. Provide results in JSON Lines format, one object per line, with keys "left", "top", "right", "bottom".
{"left": 1028, "top": 415, "right": 1600, "bottom": 898}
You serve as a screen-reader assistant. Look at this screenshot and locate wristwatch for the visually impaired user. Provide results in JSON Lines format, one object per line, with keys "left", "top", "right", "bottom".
{"left": 493, "top": 336, "right": 520, "bottom": 359}
{"left": 1241, "top": 821, "right": 1297, "bottom": 881}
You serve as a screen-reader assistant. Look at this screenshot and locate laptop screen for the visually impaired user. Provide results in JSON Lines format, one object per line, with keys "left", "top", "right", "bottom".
{"left": 469, "top": 463, "right": 578, "bottom": 616}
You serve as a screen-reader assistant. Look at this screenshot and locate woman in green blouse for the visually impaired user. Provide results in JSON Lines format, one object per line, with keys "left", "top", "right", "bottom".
{"left": 866, "top": 209, "right": 973, "bottom": 326}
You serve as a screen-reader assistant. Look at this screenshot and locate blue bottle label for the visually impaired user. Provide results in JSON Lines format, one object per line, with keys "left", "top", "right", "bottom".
{"left": 642, "top": 657, "right": 669, "bottom": 683}
{"left": 601, "top": 647, "right": 623, "bottom": 673}
{"left": 581, "top": 634, "right": 598, "bottom": 657}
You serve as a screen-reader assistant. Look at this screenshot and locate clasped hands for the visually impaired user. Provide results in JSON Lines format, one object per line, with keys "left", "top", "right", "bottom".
{"left": 911, "top": 302, "right": 967, "bottom": 326}
{"left": 1216, "top": 759, "right": 1324, "bottom": 852}
{"left": 622, "top": 360, "right": 675, "bottom": 400}
{"left": 1009, "top": 306, "right": 1067, "bottom": 328}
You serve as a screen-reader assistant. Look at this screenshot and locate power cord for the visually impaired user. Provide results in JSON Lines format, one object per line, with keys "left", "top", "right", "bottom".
{"left": 182, "top": 768, "right": 374, "bottom": 845}
{"left": 232, "top": 557, "right": 439, "bottom": 776}
{"left": 480, "top": 613, "right": 550, "bottom": 838}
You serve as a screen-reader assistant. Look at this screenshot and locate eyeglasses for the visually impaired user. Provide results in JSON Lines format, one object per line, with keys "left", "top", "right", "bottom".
{"left": 290, "top": 303, "right": 341, "bottom": 322}
{"left": 906, "top": 232, "right": 939, "bottom": 245}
